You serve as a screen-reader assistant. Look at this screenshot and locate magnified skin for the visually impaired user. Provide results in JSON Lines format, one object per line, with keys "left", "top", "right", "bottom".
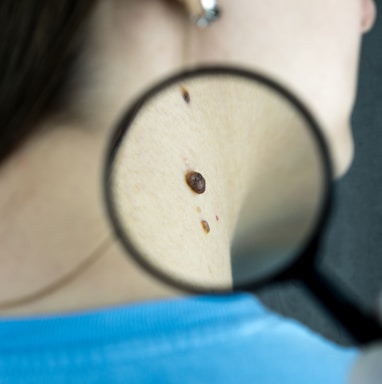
{"left": 110, "top": 73, "right": 324, "bottom": 289}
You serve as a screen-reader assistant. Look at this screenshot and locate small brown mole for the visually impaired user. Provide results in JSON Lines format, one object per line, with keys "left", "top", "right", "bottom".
{"left": 185, "top": 171, "right": 206, "bottom": 194}
{"left": 180, "top": 85, "right": 190, "bottom": 104}
{"left": 201, "top": 220, "right": 210, "bottom": 234}
{"left": 215, "top": 215, "right": 219, "bottom": 221}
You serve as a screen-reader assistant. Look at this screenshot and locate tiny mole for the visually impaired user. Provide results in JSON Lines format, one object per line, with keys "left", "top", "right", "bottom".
{"left": 185, "top": 171, "right": 206, "bottom": 194}
{"left": 201, "top": 220, "right": 210, "bottom": 234}
{"left": 180, "top": 86, "right": 190, "bottom": 104}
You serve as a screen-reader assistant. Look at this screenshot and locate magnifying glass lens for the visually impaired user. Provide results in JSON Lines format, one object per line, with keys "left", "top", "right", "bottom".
{"left": 105, "top": 68, "right": 330, "bottom": 292}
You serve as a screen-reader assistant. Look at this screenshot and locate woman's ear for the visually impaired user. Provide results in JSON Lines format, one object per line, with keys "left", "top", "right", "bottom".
{"left": 361, "top": 0, "right": 377, "bottom": 33}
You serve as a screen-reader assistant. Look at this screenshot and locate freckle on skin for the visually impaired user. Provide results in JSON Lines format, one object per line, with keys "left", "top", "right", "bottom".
{"left": 201, "top": 220, "right": 210, "bottom": 234}
{"left": 185, "top": 171, "right": 206, "bottom": 194}
{"left": 180, "top": 85, "right": 190, "bottom": 104}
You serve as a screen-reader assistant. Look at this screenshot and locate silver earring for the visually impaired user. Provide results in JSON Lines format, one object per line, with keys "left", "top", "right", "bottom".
{"left": 191, "top": 0, "right": 221, "bottom": 28}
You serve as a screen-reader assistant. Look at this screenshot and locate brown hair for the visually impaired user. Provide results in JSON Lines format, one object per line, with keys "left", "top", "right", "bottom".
{"left": 0, "top": 1, "right": 96, "bottom": 161}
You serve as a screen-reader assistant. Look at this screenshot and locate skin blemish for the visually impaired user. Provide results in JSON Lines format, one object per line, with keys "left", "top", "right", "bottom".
{"left": 196, "top": 206, "right": 201, "bottom": 213}
{"left": 215, "top": 215, "right": 219, "bottom": 221}
{"left": 201, "top": 220, "right": 210, "bottom": 234}
{"left": 180, "top": 85, "right": 190, "bottom": 104}
{"left": 185, "top": 171, "right": 206, "bottom": 194}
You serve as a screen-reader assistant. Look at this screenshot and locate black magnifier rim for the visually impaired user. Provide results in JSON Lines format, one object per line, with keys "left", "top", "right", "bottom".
{"left": 104, "top": 65, "right": 333, "bottom": 294}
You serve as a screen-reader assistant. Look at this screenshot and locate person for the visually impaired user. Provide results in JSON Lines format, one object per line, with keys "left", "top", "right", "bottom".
{"left": 0, "top": 0, "right": 379, "bottom": 383}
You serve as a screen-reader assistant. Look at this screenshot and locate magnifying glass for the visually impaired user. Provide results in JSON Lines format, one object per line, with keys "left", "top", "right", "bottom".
{"left": 104, "top": 67, "right": 382, "bottom": 344}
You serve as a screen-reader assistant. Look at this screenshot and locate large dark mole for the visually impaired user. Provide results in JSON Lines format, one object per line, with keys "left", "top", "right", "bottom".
{"left": 201, "top": 220, "right": 210, "bottom": 234}
{"left": 180, "top": 86, "right": 190, "bottom": 104}
{"left": 186, "top": 171, "right": 206, "bottom": 194}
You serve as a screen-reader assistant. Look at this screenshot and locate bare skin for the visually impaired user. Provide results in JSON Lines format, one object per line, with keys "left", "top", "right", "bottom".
{"left": 0, "top": 0, "right": 376, "bottom": 315}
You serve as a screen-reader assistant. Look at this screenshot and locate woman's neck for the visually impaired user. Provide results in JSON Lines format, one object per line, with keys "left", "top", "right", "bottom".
{"left": 0, "top": 0, "right": 326, "bottom": 315}
{"left": 0, "top": 0, "right": 187, "bottom": 316}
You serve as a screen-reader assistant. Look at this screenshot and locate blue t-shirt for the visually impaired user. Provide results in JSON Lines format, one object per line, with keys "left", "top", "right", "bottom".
{"left": 0, "top": 294, "right": 358, "bottom": 383}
